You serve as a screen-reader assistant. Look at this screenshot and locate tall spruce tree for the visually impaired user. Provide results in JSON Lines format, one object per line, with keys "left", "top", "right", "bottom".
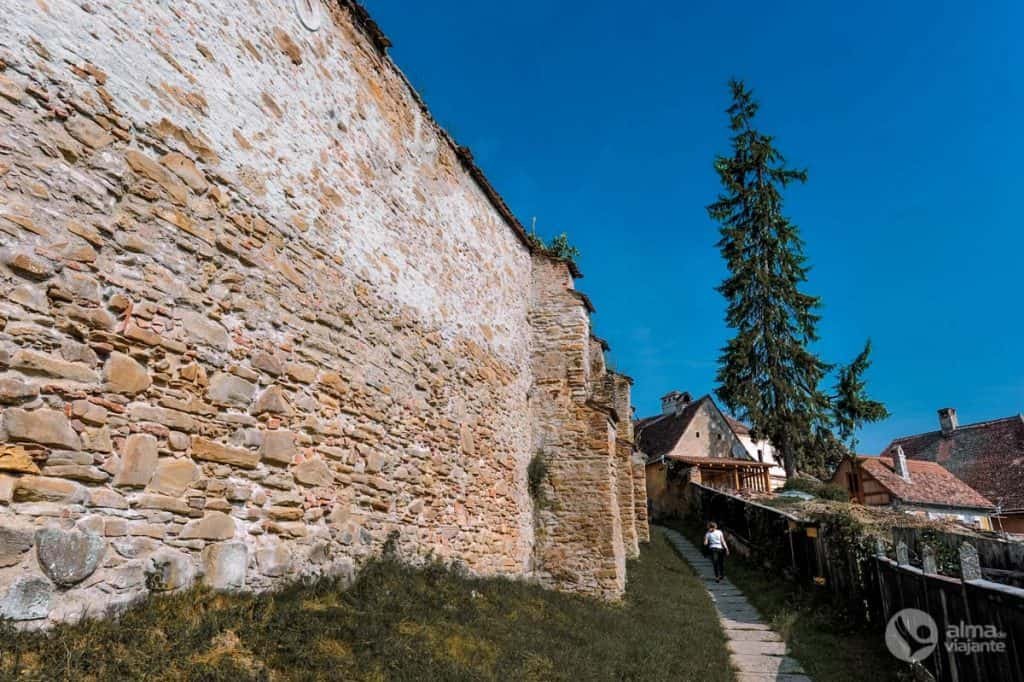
{"left": 709, "top": 80, "right": 830, "bottom": 479}
{"left": 832, "top": 339, "right": 889, "bottom": 452}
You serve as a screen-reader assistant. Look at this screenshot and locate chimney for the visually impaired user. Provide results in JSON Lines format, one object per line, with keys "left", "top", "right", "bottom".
{"left": 938, "top": 407, "right": 958, "bottom": 437}
{"left": 660, "top": 391, "right": 692, "bottom": 416}
{"left": 893, "top": 445, "right": 911, "bottom": 481}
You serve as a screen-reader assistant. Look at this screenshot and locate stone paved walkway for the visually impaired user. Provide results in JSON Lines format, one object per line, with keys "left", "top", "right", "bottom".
{"left": 660, "top": 527, "right": 812, "bottom": 682}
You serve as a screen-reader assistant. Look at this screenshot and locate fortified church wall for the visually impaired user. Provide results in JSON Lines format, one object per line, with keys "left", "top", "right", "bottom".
{"left": 0, "top": 0, "right": 647, "bottom": 625}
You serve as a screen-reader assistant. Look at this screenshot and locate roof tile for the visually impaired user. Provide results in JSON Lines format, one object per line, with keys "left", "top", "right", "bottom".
{"left": 859, "top": 456, "right": 995, "bottom": 511}
{"left": 635, "top": 398, "right": 706, "bottom": 457}
{"left": 882, "top": 416, "right": 1024, "bottom": 512}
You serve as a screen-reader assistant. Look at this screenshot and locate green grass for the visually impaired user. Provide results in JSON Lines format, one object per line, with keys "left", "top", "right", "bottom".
{"left": 663, "top": 518, "right": 903, "bottom": 682}
{"left": 0, "top": 528, "right": 734, "bottom": 681}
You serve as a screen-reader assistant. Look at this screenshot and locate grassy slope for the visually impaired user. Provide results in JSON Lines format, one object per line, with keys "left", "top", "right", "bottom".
{"left": 663, "top": 518, "right": 902, "bottom": 682}
{"left": 0, "top": 528, "right": 734, "bottom": 681}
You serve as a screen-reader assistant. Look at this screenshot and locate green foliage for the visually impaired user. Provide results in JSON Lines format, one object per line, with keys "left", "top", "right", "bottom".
{"left": 708, "top": 79, "right": 831, "bottom": 480}
{"left": 527, "top": 451, "right": 549, "bottom": 507}
{"left": 831, "top": 339, "right": 890, "bottom": 451}
{"left": 780, "top": 478, "right": 849, "bottom": 501}
{"left": 545, "top": 233, "right": 580, "bottom": 262}
{"left": 780, "top": 477, "right": 822, "bottom": 495}
{"left": 528, "top": 231, "right": 581, "bottom": 265}
{"left": 806, "top": 506, "right": 880, "bottom": 570}
{"left": 0, "top": 534, "right": 734, "bottom": 682}
{"left": 817, "top": 483, "right": 851, "bottom": 502}
{"left": 918, "top": 530, "right": 962, "bottom": 576}
{"left": 382, "top": 529, "right": 401, "bottom": 557}
{"left": 801, "top": 428, "right": 849, "bottom": 480}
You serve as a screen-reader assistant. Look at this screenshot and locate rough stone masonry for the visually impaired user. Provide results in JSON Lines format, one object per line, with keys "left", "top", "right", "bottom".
{"left": 0, "top": 0, "right": 648, "bottom": 626}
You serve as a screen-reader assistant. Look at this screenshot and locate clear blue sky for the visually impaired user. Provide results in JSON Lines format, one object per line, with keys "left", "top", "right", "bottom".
{"left": 365, "top": 0, "right": 1023, "bottom": 453}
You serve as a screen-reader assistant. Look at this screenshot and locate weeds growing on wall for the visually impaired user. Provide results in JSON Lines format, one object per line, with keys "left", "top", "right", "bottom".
{"left": 544, "top": 233, "right": 580, "bottom": 262}
{"left": 528, "top": 450, "right": 550, "bottom": 571}
{"left": 527, "top": 231, "right": 581, "bottom": 266}
{"left": 528, "top": 451, "right": 549, "bottom": 508}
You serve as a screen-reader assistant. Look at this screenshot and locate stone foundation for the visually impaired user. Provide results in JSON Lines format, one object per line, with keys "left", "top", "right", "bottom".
{"left": 0, "top": 0, "right": 645, "bottom": 626}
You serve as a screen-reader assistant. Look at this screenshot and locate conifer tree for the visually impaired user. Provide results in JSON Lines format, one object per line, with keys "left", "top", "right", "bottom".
{"left": 832, "top": 339, "right": 889, "bottom": 452}
{"left": 708, "top": 80, "right": 830, "bottom": 479}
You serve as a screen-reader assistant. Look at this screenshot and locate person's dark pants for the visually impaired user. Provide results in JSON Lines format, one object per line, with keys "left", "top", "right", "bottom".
{"left": 710, "top": 548, "right": 725, "bottom": 579}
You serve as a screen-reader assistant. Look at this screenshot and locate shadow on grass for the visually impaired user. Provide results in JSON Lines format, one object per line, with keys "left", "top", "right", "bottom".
{"left": 662, "top": 517, "right": 905, "bottom": 682}
{"left": 0, "top": 529, "right": 734, "bottom": 681}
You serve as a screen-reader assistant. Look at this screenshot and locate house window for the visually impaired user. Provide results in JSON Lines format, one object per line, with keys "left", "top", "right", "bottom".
{"left": 696, "top": 432, "right": 700, "bottom": 438}
{"left": 757, "top": 449, "right": 764, "bottom": 463}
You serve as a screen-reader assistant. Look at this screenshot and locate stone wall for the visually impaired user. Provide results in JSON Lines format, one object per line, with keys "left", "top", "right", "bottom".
{"left": 610, "top": 374, "right": 641, "bottom": 558}
{"left": 633, "top": 453, "right": 651, "bottom": 543}
{"left": 0, "top": 1, "right": 644, "bottom": 626}
{"left": 528, "top": 256, "right": 628, "bottom": 599}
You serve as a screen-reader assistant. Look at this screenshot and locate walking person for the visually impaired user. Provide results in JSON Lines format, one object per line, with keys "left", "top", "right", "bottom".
{"left": 704, "top": 521, "right": 729, "bottom": 582}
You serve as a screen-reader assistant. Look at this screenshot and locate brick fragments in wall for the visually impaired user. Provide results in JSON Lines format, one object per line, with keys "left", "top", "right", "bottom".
{"left": 0, "top": 1, "right": 649, "bottom": 626}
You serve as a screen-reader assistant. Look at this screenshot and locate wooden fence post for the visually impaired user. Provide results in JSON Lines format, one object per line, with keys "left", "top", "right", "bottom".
{"left": 922, "top": 544, "right": 937, "bottom": 575}
{"left": 890, "top": 531, "right": 908, "bottom": 610}
{"left": 957, "top": 542, "right": 986, "bottom": 682}
{"left": 959, "top": 542, "right": 982, "bottom": 581}
{"left": 787, "top": 520, "right": 797, "bottom": 575}
{"left": 896, "top": 539, "right": 910, "bottom": 566}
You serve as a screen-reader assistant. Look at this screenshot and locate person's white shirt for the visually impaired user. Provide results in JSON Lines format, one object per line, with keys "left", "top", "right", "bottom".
{"left": 705, "top": 529, "right": 725, "bottom": 550}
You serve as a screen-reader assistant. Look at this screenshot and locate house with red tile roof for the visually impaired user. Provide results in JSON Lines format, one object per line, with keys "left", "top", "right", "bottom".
{"left": 831, "top": 447, "right": 996, "bottom": 530}
{"left": 879, "top": 408, "right": 1024, "bottom": 533}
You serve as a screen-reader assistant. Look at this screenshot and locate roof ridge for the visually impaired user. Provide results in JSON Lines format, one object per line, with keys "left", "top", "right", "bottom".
{"left": 890, "top": 414, "right": 1023, "bottom": 443}
{"left": 954, "top": 415, "right": 1022, "bottom": 430}
{"left": 634, "top": 393, "right": 712, "bottom": 424}
{"left": 864, "top": 456, "right": 945, "bottom": 471}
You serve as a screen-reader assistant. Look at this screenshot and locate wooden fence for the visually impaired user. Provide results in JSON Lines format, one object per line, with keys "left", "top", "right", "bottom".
{"left": 875, "top": 554, "right": 1024, "bottom": 681}
{"left": 892, "top": 525, "right": 1024, "bottom": 588}
{"left": 687, "top": 483, "right": 1024, "bottom": 681}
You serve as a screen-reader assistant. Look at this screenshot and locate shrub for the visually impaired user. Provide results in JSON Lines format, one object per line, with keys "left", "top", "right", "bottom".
{"left": 780, "top": 477, "right": 847, "bottom": 501}
{"left": 528, "top": 451, "right": 549, "bottom": 506}
{"left": 816, "top": 483, "right": 850, "bottom": 501}
{"left": 527, "top": 231, "right": 581, "bottom": 265}
{"left": 545, "top": 233, "right": 580, "bottom": 262}
{"left": 780, "top": 477, "right": 820, "bottom": 495}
